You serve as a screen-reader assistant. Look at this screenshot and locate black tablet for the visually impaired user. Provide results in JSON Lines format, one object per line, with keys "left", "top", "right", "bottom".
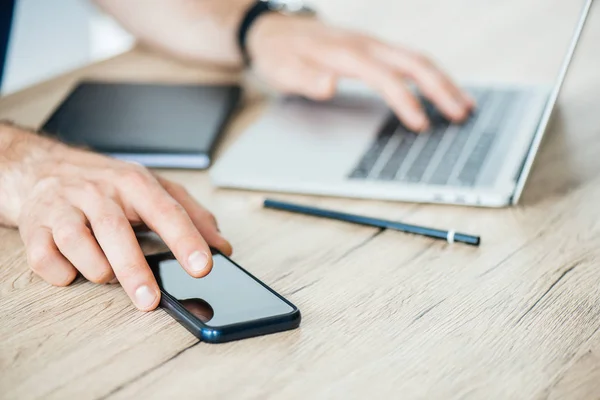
{"left": 42, "top": 81, "right": 241, "bottom": 169}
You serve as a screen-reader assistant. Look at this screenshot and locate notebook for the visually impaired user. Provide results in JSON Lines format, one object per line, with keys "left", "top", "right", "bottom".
{"left": 42, "top": 81, "right": 241, "bottom": 169}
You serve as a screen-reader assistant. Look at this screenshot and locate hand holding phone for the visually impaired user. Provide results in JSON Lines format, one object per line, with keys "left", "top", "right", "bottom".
{"left": 146, "top": 250, "right": 301, "bottom": 343}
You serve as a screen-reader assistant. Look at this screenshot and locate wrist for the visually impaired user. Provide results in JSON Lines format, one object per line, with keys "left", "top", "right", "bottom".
{"left": 246, "top": 13, "right": 287, "bottom": 64}
{"left": 241, "top": 1, "right": 318, "bottom": 67}
{"left": 0, "top": 124, "right": 66, "bottom": 227}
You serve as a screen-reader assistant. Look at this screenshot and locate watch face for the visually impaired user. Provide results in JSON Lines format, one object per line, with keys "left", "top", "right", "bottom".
{"left": 269, "top": 0, "right": 317, "bottom": 16}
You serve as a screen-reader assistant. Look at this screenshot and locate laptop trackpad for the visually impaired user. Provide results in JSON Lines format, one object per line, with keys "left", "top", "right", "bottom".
{"left": 213, "top": 93, "right": 390, "bottom": 183}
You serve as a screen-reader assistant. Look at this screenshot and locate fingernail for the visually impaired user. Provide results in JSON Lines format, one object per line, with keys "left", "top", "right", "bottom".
{"left": 135, "top": 285, "right": 157, "bottom": 309}
{"left": 108, "top": 277, "right": 119, "bottom": 285}
{"left": 188, "top": 251, "right": 210, "bottom": 273}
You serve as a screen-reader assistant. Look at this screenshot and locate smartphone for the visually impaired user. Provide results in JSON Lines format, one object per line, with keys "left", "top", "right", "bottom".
{"left": 146, "top": 249, "right": 301, "bottom": 343}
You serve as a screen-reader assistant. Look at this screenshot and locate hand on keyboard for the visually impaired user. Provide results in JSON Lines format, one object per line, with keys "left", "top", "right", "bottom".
{"left": 247, "top": 15, "right": 476, "bottom": 132}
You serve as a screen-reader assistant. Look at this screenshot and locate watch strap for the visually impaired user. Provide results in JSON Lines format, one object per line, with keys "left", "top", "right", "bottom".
{"left": 237, "top": 1, "right": 273, "bottom": 66}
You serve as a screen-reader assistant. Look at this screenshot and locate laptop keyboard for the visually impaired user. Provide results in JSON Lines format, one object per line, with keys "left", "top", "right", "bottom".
{"left": 348, "top": 90, "right": 519, "bottom": 187}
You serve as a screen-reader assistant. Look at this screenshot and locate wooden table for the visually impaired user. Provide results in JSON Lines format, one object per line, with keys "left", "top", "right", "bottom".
{"left": 1, "top": 1, "right": 600, "bottom": 398}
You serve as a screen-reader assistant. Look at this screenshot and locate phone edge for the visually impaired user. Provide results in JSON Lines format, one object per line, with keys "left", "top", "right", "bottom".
{"left": 148, "top": 250, "right": 302, "bottom": 344}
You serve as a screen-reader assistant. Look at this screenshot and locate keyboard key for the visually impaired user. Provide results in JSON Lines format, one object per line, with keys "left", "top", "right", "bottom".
{"left": 422, "top": 99, "right": 452, "bottom": 127}
{"left": 456, "top": 92, "right": 517, "bottom": 186}
{"left": 457, "top": 131, "right": 496, "bottom": 186}
{"left": 349, "top": 114, "right": 398, "bottom": 178}
{"left": 403, "top": 129, "right": 445, "bottom": 182}
{"left": 427, "top": 116, "right": 477, "bottom": 185}
{"left": 378, "top": 130, "right": 417, "bottom": 180}
{"left": 347, "top": 89, "right": 519, "bottom": 188}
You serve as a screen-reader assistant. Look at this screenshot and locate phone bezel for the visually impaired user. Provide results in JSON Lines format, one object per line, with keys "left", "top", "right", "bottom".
{"left": 146, "top": 249, "right": 301, "bottom": 343}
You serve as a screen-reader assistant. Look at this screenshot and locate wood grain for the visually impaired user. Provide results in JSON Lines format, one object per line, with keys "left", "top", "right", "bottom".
{"left": 1, "top": 0, "right": 600, "bottom": 399}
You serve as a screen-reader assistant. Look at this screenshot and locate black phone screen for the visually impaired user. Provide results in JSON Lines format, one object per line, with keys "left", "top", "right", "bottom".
{"left": 152, "top": 253, "right": 294, "bottom": 328}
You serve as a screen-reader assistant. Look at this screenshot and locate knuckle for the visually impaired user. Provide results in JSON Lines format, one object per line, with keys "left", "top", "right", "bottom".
{"left": 347, "top": 35, "right": 372, "bottom": 52}
{"left": 409, "top": 51, "right": 430, "bottom": 64}
{"left": 122, "top": 166, "right": 152, "bottom": 188}
{"left": 29, "top": 177, "right": 63, "bottom": 200}
{"left": 200, "top": 210, "right": 217, "bottom": 226}
{"left": 28, "top": 246, "right": 56, "bottom": 274}
{"left": 53, "top": 224, "right": 87, "bottom": 249}
{"left": 156, "top": 199, "right": 186, "bottom": 219}
{"left": 80, "top": 181, "right": 103, "bottom": 199}
{"left": 414, "top": 54, "right": 437, "bottom": 71}
{"left": 428, "top": 73, "right": 447, "bottom": 88}
{"left": 333, "top": 46, "right": 362, "bottom": 64}
{"left": 87, "top": 267, "right": 114, "bottom": 284}
{"left": 35, "top": 176, "right": 61, "bottom": 192}
{"left": 116, "top": 261, "right": 145, "bottom": 281}
{"left": 96, "top": 213, "right": 127, "bottom": 232}
{"left": 165, "top": 180, "right": 187, "bottom": 196}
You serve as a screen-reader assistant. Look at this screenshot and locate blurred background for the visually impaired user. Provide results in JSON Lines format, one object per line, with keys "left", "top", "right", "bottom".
{"left": 317, "top": 0, "right": 585, "bottom": 85}
{"left": 2, "top": 0, "right": 586, "bottom": 94}
{"left": 2, "top": 0, "right": 133, "bottom": 94}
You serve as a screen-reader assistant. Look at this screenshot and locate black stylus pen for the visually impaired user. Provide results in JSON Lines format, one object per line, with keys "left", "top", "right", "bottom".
{"left": 263, "top": 199, "right": 480, "bottom": 246}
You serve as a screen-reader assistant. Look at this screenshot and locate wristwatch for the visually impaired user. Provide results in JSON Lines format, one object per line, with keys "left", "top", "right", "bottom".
{"left": 237, "top": 0, "right": 317, "bottom": 66}
{"left": 266, "top": 0, "right": 317, "bottom": 16}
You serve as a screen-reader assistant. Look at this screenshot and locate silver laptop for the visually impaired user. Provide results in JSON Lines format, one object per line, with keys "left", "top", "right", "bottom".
{"left": 211, "top": 0, "right": 593, "bottom": 207}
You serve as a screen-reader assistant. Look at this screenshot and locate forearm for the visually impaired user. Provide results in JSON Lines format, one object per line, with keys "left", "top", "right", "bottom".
{"left": 94, "top": 0, "right": 255, "bottom": 67}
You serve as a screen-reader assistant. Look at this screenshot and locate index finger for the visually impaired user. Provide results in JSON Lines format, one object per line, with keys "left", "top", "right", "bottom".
{"left": 72, "top": 193, "right": 160, "bottom": 311}
{"left": 119, "top": 169, "right": 213, "bottom": 279}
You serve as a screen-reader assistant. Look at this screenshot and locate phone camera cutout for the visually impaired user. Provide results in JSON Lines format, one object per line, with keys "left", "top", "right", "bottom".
{"left": 180, "top": 298, "right": 215, "bottom": 323}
